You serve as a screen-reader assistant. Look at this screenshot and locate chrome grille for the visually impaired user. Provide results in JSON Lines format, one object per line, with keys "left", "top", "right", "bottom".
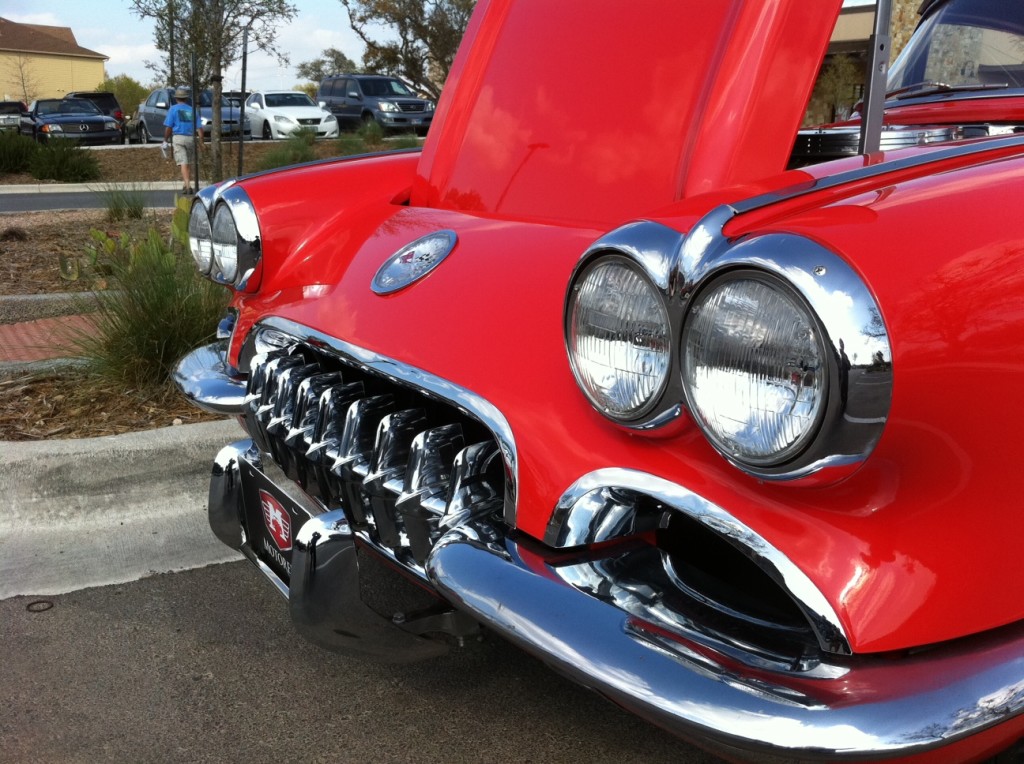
{"left": 298, "top": 118, "right": 321, "bottom": 125}
{"left": 398, "top": 102, "right": 426, "bottom": 113}
{"left": 244, "top": 342, "right": 506, "bottom": 571}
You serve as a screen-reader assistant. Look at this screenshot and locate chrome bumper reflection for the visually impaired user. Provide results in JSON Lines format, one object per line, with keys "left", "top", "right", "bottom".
{"left": 426, "top": 522, "right": 1024, "bottom": 761}
{"left": 209, "top": 439, "right": 468, "bottom": 663}
{"left": 174, "top": 340, "right": 247, "bottom": 415}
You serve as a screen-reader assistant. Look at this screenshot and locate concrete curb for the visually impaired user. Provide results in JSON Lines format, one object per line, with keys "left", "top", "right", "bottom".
{"left": 0, "top": 291, "right": 95, "bottom": 323}
{"left": 0, "top": 181, "right": 186, "bottom": 195}
{"left": 0, "top": 418, "right": 245, "bottom": 599}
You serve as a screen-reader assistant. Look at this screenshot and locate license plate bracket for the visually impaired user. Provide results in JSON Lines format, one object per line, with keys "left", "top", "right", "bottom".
{"left": 239, "top": 460, "right": 317, "bottom": 585}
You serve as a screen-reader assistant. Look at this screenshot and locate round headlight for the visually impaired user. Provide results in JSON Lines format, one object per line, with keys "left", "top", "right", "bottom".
{"left": 681, "top": 274, "right": 827, "bottom": 466}
{"left": 567, "top": 257, "right": 671, "bottom": 420}
{"left": 188, "top": 203, "right": 213, "bottom": 274}
{"left": 211, "top": 204, "right": 239, "bottom": 283}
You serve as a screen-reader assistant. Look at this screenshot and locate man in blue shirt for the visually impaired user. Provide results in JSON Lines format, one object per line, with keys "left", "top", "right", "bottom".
{"left": 162, "top": 87, "right": 204, "bottom": 195}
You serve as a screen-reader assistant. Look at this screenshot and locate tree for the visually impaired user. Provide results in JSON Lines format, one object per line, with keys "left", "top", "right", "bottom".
{"left": 131, "top": 0, "right": 298, "bottom": 181}
{"left": 98, "top": 74, "right": 150, "bottom": 117}
{"left": 296, "top": 47, "right": 359, "bottom": 85}
{"left": 8, "top": 55, "right": 40, "bottom": 104}
{"left": 340, "top": 0, "right": 475, "bottom": 99}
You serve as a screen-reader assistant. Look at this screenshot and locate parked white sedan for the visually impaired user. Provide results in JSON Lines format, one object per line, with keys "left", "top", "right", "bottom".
{"left": 245, "top": 90, "right": 339, "bottom": 140}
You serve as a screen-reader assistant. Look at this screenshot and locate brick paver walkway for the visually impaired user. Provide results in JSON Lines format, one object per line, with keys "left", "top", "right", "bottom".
{"left": 0, "top": 315, "right": 96, "bottom": 363}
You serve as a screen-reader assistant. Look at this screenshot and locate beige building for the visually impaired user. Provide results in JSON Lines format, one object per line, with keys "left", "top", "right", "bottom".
{"left": 0, "top": 17, "right": 107, "bottom": 104}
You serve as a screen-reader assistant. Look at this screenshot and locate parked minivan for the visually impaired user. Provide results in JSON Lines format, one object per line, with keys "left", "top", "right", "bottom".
{"left": 317, "top": 74, "right": 433, "bottom": 134}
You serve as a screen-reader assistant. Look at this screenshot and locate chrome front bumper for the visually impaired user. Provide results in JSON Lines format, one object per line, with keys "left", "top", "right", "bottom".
{"left": 187, "top": 343, "right": 1024, "bottom": 761}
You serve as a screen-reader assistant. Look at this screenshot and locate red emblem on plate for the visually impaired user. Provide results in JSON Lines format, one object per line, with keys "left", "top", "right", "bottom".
{"left": 260, "top": 490, "right": 291, "bottom": 551}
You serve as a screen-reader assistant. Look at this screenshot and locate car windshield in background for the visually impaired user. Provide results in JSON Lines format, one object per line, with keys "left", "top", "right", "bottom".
{"left": 197, "top": 91, "right": 235, "bottom": 108}
{"left": 36, "top": 99, "right": 102, "bottom": 115}
{"left": 360, "top": 78, "right": 415, "bottom": 97}
{"left": 0, "top": 103, "right": 21, "bottom": 114}
{"left": 265, "top": 93, "right": 317, "bottom": 108}
{"left": 888, "top": 0, "right": 1024, "bottom": 92}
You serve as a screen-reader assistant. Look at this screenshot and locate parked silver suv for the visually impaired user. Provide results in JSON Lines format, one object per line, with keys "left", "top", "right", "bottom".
{"left": 317, "top": 74, "right": 434, "bottom": 135}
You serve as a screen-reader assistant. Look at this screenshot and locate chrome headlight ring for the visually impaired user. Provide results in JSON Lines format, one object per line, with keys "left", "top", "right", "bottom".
{"left": 189, "top": 183, "right": 262, "bottom": 292}
{"left": 564, "top": 210, "right": 893, "bottom": 481}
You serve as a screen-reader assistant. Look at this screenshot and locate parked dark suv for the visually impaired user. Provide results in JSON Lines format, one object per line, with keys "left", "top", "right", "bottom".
{"left": 316, "top": 74, "right": 433, "bottom": 134}
{"left": 66, "top": 91, "right": 126, "bottom": 141}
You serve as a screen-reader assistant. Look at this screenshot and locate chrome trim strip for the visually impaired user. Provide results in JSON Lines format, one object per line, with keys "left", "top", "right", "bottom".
{"left": 545, "top": 467, "right": 851, "bottom": 655}
{"left": 732, "top": 133, "right": 1024, "bottom": 217}
{"left": 172, "top": 340, "right": 247, "bottom": 415}
{"left": 254, "top": 316, "right": 519, "bottom": 524}
{"left": 426, "top": 521, "right": 1024, "bottom": 760}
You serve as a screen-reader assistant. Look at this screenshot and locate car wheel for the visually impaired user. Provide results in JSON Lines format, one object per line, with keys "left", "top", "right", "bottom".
{"left": 139, "top": 122, "right": 150, "bottom": 143}
{"left": 262, "top": 121, "right": 272, "bottom": 140}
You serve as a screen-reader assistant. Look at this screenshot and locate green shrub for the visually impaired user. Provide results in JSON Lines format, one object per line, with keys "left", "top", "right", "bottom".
{"left": 390, "top": 133, "right": 421, "bottom": 150}
{"left": 335, "top": 132, "right": 367, "bottom": 156}
{"left": 29, "top": 140, "right": 100, "bottom": 182}
{"left": 255, "top": 129, "right": 318, "bottom": 171}
{"left": 68, "top": 227, "right": 229, "bottom": 388}
{"left": 0, "top": 131, "right": 39, "bottom": 173}
{"left": 357, "top": 119, "right": 385, "bottom": 148}
{"left": 98, "top": 184, "right": 147, "bottom": 221}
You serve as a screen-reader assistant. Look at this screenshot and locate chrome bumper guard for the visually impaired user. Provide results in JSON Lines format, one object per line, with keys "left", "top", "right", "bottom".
{"left": 174, "top": 341, "right": 247, "bottom": 415}
{"left": 210, "top": 439, "right": 474, "bottom": 664}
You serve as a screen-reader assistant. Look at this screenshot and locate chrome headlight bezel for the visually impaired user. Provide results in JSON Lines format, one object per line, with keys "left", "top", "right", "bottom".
{"left": 563, "top": 214, "right": 893, "bottom": 482}
{"left": 565, "top": 254, "right": 673, "bottom": 422}
{"left": 680, "top": 269, "right": 830, "bottom": 469}
{"left": 187, "top": 201, "right": 214, "bottom": 274}
{"left": 189, "top": 183, "right": 262, "bottom": 291}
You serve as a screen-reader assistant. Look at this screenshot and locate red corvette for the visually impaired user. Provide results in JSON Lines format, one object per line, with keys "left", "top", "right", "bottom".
{"left": 176, "top": 0, "right": 1024, "bottom": 760}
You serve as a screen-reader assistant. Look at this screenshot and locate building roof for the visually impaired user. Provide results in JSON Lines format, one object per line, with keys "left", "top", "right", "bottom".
{"left": 0, "top": 17, "right": 107, "bottom": 61}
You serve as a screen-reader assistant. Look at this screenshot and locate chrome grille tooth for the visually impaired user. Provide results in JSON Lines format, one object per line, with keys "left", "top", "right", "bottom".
{"left": 266, "top": 362, "right": 321, "bottom": 481}
{"left": 284, "top": 371, "right": 343, "bottom": 495}
{"left": 330, "top": 394, "right": 398, "bottom": 528}
{"left": 363, "top": 408, "right": 429, "bottom": 550}
{"left": 307, "top": 381, "right": 365, "bottom": 501}
{"left": 284, "top": 371, "right": 343, "bottom": 449}
{"left": 439, "top": 440, "right": 505, "bottom": 531}
{"left": 247, "top": 352, "right": 304, "bottom": 452}
{"left": 396, "top": 424, "right": 464, "bottom": 564}
{"left": 266, "top": 362, "right": 321, "bottom": 435}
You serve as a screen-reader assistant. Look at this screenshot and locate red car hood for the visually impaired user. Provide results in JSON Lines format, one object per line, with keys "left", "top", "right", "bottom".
{"left": 412, "top": 0, "right": 843, "bottom": 227}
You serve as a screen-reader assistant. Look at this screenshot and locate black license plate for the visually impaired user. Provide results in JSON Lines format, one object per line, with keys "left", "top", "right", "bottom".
{"left": 239, "top": 461, "right": 316, "bottom": 585}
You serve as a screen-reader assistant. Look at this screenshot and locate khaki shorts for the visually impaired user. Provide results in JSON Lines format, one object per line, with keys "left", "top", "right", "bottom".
{"left": 171, "top": 134, "right": 195, "bottom": 165}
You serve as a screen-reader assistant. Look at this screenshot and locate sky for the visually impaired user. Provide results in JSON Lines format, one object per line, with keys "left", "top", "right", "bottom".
{"left": 3, "top": 0, "right": 369, "bottom": 91}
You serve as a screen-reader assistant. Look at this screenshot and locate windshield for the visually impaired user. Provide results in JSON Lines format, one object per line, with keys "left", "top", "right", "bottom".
{"left": 265, "top": 92, "right": 317, "bottom": 108}
{"left": 197, "top": 91, "right": 234, "bottom": 108}
{"left": 36, "top": 99, "right": 102, "bottom": 116}
{"left": 359, "top": 78, "right": 415, "bottom": 97}
{"left": 888, "top": 0, "right": 1024, "bottom": 93}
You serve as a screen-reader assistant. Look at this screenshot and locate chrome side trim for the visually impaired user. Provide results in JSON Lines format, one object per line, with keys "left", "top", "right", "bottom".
{"left": 427, "top": 520, "right": 1024, "bottom": 760}
{"left": 545, "top": 467, "right": 851, "bottom": 655}
{"left": 732, "top": 132, "right": 1024, "bottom": 216}
{"left": 253, "top": 317, "right": 518, "bottom": 525}
{"left": 173, "top": 340, "right": 247, "bottom": 415}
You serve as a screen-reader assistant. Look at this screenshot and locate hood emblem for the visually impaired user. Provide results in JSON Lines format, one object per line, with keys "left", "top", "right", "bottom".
{"left": 260, "top": 490, "right": 292, "bottom": 551}
{"left": 372, "top": 230, "right": 457, "bottom": 294}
